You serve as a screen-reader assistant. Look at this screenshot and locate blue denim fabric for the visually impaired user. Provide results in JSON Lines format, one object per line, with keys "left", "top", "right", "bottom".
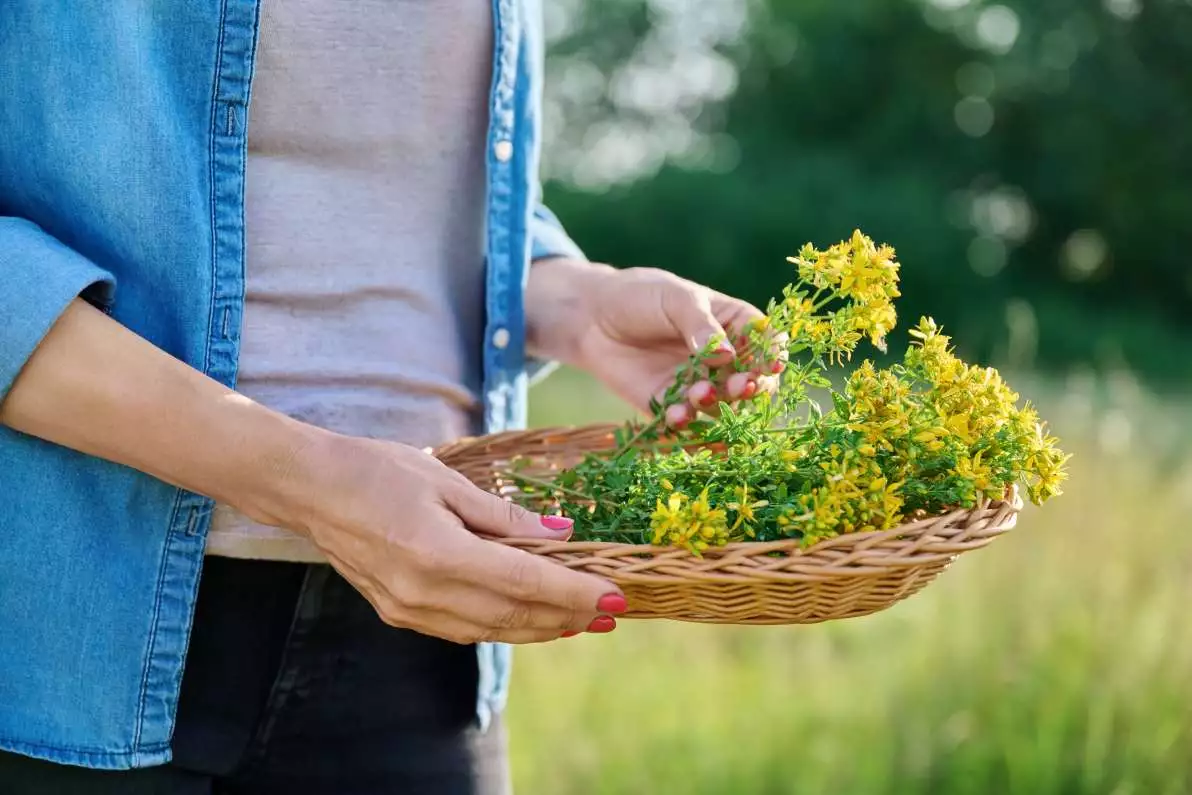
{"left": 0, "top": 0, "right": 580, "bottom": 769}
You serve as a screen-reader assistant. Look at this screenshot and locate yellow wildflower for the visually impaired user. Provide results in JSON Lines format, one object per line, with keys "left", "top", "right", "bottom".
{"left": 945, "top": 411, "right": 977, "bottom": 446}
{"left": 952, "top": 451, "right": 997, "bottom": 498}
{"left": 727, "top": 485, "right": 769, "bottom": 536}
{"left": 649, "top": 492, "right": 687, "bottom": 546}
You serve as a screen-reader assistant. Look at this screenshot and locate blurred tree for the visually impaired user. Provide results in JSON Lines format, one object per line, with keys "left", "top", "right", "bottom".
{"left": 540, "top": 0, "right": 1192, "bottom": 385}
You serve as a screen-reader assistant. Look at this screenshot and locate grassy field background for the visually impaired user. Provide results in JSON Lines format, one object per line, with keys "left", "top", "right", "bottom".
{"left": 505, "top": 367, "right": 1192, "bottom": 794}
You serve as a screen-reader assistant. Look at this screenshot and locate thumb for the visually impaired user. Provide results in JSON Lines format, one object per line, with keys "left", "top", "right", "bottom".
{"left": 446, "top": 481, "right": 574, "bottom": 541}
{"left": 660, "top": 285, "right": 735, "bottom": 364}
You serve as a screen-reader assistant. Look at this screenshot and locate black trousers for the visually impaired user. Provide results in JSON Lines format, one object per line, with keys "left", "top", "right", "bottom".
{"left": 0, "top": 557, "right": 510, "bottom": 795}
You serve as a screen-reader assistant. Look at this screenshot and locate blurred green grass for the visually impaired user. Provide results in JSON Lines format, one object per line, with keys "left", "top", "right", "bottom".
{"left": 508, "top": 367, "right": 1192, "bottom": 795}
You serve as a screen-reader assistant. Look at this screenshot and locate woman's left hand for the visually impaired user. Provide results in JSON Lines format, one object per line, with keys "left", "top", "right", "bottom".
{"left": 525, "top": 258, "right": 781, "bottom": 427}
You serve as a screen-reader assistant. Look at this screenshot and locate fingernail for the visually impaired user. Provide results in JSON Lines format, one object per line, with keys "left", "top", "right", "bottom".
{"left": 770, "top": 360, "right": 786, "bottom": 374}
{"left": 561, "top": 630, "right": 579, "bottom": 638}
{"left": 597, "top": 593, "right": 628, "bottom": 614}
{"left": 687, "top": 381, "right": 717, "bottom": 408}
{"left": 725, "top": 371, "right": 753, "bottom": 399}
{"left": 715, "top": 340, "right": 736, "bottom": 356}
{"left": 665, "top": 403, "right": 691, "bottom": 429}
{"left": 540, "top": 515, "right": 574, "bottom": 533}
{"left": 587, "top": 616, "right": 616, "bottom": 633}
{"left": 741, "top": 380, "right": 758, "bottom": 399}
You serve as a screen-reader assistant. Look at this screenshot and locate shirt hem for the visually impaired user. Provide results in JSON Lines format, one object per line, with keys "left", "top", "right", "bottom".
{"left": 0, "top": 736, "right": 171, "bottom": 770}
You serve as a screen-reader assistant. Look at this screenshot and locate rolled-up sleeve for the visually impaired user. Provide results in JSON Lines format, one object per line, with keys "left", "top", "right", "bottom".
{"left": 529, "top": 202, "right": 586, "bottom": 264}
{"left": 0, "top": 217, "right": 116, "bottom": 400}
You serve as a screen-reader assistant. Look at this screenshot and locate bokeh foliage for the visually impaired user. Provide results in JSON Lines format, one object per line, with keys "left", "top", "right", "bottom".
{"left": 540, "top": 0, "right": 1192, "bottom": 385}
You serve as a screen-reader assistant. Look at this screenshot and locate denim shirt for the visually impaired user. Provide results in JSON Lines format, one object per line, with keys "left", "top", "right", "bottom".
{"left": 0, "top": 1, "right": 580, "bottom": 770}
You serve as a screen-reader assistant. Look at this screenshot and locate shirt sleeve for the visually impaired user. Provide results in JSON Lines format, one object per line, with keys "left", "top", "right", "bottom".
{"left": 0, "top": 216, "right": 116, "bottom": 401}
{"left": 529, "top": 202, "right": 586, "bottom": 264}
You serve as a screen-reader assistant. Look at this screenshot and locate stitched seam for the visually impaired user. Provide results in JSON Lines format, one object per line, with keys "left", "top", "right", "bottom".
{"left": 0, "top": 736, "right": 171, "bottom": 756}
{"left": 203, "top": 0, "right": 230, "bottom": 379}
{"left": 131, "top": 0, "right": 231, "bottom": 751}
{"left": 131, "top": 486, "right": 187, "bottom": 749}
{"left": 239, "top": 566, "right": 324, "bottom": 768}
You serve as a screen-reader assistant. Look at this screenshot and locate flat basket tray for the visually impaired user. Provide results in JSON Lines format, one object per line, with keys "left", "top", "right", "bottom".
{"left": 434, "top": 424, "right": 1022, "bottom": 625}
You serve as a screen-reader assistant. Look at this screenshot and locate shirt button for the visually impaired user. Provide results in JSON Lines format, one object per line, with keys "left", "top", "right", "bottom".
{"left": 492, "top": 327, "right": 511, "bottom": 349}
{"left": 493, "top": 139, "right": 513, "bottom": 162}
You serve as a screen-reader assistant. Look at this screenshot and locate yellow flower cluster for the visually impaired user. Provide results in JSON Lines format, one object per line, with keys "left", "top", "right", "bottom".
{"left": 846, "top": 317, "right": 1069, "bottom": 505}
{"left": 793, "top": 452, "right": 905, "bottom": 544}
{"left": 649, "top": 488, "right": 731, "bottom": 552}
{"left": 780, "top": 230, "right": 901, "bottom": 356}
{"left": 788, "top": 229, "right": 901, "bottom": 304}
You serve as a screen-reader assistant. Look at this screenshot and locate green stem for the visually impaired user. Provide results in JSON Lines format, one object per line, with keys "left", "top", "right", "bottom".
{"left": 611, "top": 418, "right": 663, "bottom": 460}
{"left": 500, "top": 471, "right": 603, "bottom": 504}
{"left": 811, "top": 289, "right": 839, "bottom": 313}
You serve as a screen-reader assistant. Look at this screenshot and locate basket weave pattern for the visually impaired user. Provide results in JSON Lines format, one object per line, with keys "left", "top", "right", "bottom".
{"left": 434, "top": 424, "right": 1022, "bottom": 625}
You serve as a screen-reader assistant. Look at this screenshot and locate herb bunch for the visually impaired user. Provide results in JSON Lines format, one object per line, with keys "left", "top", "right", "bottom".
{"left": 511, "top": 231, "right": 1070, "bottom": 553}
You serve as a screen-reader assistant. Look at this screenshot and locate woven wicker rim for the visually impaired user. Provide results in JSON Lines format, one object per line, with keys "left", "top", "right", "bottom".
{"left": 434, "top": 423, "right": 1022, "bottom": 623}
{"left": 434, "top": 422, "right": 1022, "bottom": 578}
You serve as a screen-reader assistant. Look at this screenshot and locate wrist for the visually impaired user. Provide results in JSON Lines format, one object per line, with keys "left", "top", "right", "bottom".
{"left": 525, "top": 258, "right": 615, "bottom": 365}
{"left": 215, "top": 406, "right": 339, "bottom": 535}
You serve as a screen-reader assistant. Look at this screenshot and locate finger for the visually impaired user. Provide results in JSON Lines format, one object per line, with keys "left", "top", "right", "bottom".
{"left": 755, "top": 374, "right": 780, "bottom": 396}
{"left": 405, "top": 609, "right": 573, "bottom": 646}
{"left": 724, "top": 371, "right": 758, "bottom": 401}
{"left": 764, "top": 331, "right": 791, "bottom": 374}
{"left": 665, "top": 402, "right": 693, "bottom": 429}
{"left": 685, "top": 379, "right": 718, "bottom": 411}
{"left": 419, "top": 578, "right": 589, "bottom": 634}
{"left": 702, "top": 339, "right": 737, "bottom": 369}
{"left": 328, "top": 542, "right": 597, "bottom": 641}
{"left": 659, "top": 282, "right": 735, "bottom": 363}
{"left": 445, "top": 480, "right": 574, "bottom": 541}
{"left": 722, "top": 324, "right": 788, "bottom": 377}
{"left": 450, "top": 534, "right": 623, "bottom": 617}
{"left": 711, "top": 293, "right": 766, "bottom": 342}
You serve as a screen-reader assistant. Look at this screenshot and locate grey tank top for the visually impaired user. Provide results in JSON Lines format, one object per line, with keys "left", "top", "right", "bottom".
{"left": 208, "top": 0, "right": 493, "bottom": 560}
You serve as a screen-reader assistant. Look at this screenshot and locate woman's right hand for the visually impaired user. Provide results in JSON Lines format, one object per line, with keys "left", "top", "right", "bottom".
{"left": 2, "top": 300, "right": 619, "bottom": 645}
{"left": 260, "top": 432, "right": 626, "bottom": 645}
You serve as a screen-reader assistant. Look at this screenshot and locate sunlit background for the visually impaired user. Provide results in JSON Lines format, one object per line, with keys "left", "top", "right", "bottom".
{"left": 507, "top": 1, "right": 1192, "bottom": 793}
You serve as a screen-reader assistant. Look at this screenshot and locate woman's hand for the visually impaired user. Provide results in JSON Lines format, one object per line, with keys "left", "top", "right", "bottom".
{"left": 2, "top": 300, "right": 624, "bottom": 646}
{"left": 274, "top": 433, "right": 625, "bottom": 645}
{"left": 525, "top": 258, "right": 781, "bottom": 425}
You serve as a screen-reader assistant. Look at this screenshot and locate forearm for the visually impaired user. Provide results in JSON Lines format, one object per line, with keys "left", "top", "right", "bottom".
{"left": 0, "top": 299, "right": 321, "bottom": 527}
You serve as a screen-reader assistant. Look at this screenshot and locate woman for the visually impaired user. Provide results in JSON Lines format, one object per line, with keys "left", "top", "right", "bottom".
{"left": 0, "top": 2, "right": 768, "bottom": 793}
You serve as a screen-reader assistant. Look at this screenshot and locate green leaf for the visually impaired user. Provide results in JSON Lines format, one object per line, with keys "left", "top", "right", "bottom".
{"left": 831, "top": 391, "right": 850, "bottom": 417}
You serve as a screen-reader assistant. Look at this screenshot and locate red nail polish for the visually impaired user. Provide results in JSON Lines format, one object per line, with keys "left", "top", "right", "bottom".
{"left": 587, "top": 616, "right": 616, "bottom": 633}
{"left": 540, "top": 515, "right": 574, "bottom": 532}
{"left": 770, "top": 360, "right": 786, "bottom": 374}
{"left": 597, "top": 593, "right": 628, "bottom": 614}
{"left": 740, "top": 381, "right": 758, "bottom": 399}
{"left": 689, "top": 383, "right": 716, "bottom": 407}
{"left": 561, "top": 630, "right": 579, "bottom": 638}
{"left": 665, "top": 403, "right": 691, "bottom": 429}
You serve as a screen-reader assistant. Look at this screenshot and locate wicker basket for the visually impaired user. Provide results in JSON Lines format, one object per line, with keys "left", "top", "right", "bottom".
{"left": 434, "top": 424, "right": 1022, "bottom": 625}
